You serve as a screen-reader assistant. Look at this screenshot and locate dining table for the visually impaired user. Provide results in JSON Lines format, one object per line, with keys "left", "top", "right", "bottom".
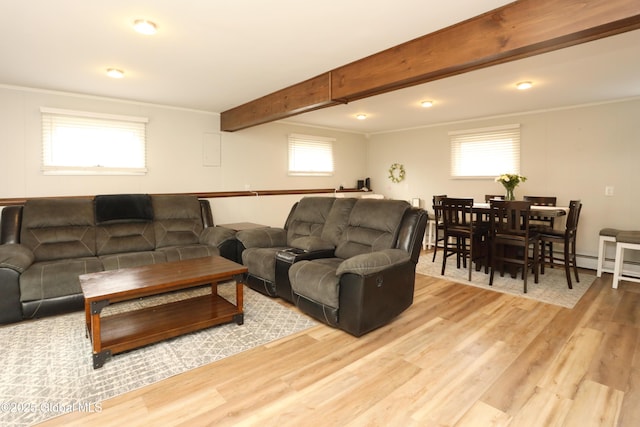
{"left": 434, "top": 200, "right": 569, "bottom": 278}
{"left": 432, "top": 202, "right": 569, "bottom": 220}
{"left": 427, "top": 201, "right": 568, "bottom": 249}
{"left": 471, "top": 202, "right": 569, "bottom": 218}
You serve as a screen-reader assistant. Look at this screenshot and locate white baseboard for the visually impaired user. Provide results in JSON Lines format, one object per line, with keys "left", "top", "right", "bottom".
{"left": 577, "top": 254, "right": 640, "bottom": 277}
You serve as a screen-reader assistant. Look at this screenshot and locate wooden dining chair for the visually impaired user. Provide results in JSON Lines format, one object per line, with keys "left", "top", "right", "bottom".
{"left": 539, "top": 200, "right": 582, "bottom": 289}
{"left": 524, "top": 196, "right": 557, "bottom": 260}
{"left": 523, "top": 196, "right": 557, "bottom": 228}
{"left": 440, "top": 198, "right": 490, "bottom": 281}
{"left": 431, "top": 194, "right": 447, "bottom": 262}
{"left": 488, "top": 200, "right": 540, "bottom": 293}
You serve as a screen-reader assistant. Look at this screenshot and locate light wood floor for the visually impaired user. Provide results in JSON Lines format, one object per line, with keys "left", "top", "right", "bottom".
{"left": 39, "top": 258, "right": 640, "bottom": 426}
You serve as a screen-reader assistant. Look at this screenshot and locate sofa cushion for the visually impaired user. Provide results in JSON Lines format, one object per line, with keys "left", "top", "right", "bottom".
{"left": 321, "top": 198, "right": 357, "bottom": 246}
{"left": 289, "top": 236, "right": 335, "bottom": 251}
{"left": 242, "top": 247, "right": 288, "bottom": 282}
{"left": 99, "top": 251, "right": 167, "bottom": 270}
{"left": 96, "top": 222, "right": 155, "bottom": 255}
{"left": 19, "top": 257, "right": 103, "bottom": 302}
{"left": 286, "top": 197, "right": 336, "bottom": 244}
{"left": 152, "top": 195, "right": 203, "bottom": 248}
{"left": 20, "top": 198, "right": 96, "bottom": 262}
{"left": 156, "top": 244, "right": 219, "bottom": 262}
{"left": 95, "top": 194, "right": 153, "bottom": 223}
{"left": 289, "top": 258, "right": 343, "bottom": 309}
{"left": 335, "top": 199, "right": 409, "bottom": 259}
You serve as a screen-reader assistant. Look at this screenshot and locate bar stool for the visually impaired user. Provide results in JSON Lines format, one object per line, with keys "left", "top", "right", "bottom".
{"left": 440, "top": 197, "right": 490, "bottom": 281}
{"left": 431, "top": 195, "right": 447, "bottom": 262}
{"left": 426, "top": 213, "right": 435, "bottom": 250}
{"left": 612, "top": 231, "right": 640, "bottom": 289}
{"left": 538, "top": 200, "right": 582, "bottom": 290}
{"left": 597, "top": 228, "right": 622, "bottom": 277}
{"left": 489, "top": 200, "right": 540, "bottom": 293}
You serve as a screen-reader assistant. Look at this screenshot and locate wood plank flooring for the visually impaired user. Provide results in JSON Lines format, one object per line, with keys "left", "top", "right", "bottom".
{"left": 38, "top": 257, "right": 640, "bottom": 426}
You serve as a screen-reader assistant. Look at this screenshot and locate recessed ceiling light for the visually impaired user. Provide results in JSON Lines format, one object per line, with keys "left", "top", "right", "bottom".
{"left": 133, "top": 19, "right": 158, "bottom": 35}
{"left": 420, "top": 100, "right": 434, "bottom": 108}
{"left": 356, "top": 113, "right": 367, "bottom": 120}
{"left": 516, "top": 81, "right": 533, "bottom": 90}
{"left": 106, "top": 68, "right": 125, "bottom": 78}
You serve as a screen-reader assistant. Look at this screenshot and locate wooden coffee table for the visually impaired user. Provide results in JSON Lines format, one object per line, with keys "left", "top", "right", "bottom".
{"left": 80, "top": 255, "right": 247, "bottom": 368}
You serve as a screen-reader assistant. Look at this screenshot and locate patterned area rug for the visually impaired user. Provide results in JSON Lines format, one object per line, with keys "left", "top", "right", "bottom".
{"left": 0, "top": 284, "right": 317, "bottom": 426}
{"left": 418, "top": 252, "right": 595, "bottom": 308}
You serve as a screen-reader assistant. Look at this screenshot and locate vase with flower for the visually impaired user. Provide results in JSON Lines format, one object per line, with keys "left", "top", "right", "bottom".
{"left": 495, "top": 173, "right": 527, "bottom": 201}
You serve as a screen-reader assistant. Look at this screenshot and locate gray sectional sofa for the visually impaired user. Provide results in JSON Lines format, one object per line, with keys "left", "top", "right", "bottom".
{"left": 0, "top": 194, "right": 236, "bottom": 324}
{"left": 237, "top": 197, "right": 428, "bottom": 336}
{"left": 0, "top": 193, "right": 428, "bottom": 337}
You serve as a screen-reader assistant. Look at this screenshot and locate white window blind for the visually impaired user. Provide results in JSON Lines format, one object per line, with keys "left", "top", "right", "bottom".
{"left": 449, "top": 124, "right": 521, "bottom": 178}
{"left": 288, "top": 133, "right": 334, "bottom": 176}
{"left": 41, "top": 107, "right": 148, "bottom": 175}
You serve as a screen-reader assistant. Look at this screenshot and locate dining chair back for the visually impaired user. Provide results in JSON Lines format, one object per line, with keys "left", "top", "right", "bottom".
{"left": 431, "top": 194, "right": 447, "bottom": 262}
{"left": 539, "top": 200, "right": 582, "bottom": 288}
{"left": 488, "top": 200, "right": 540, "bottom": 293}
{"left": 523, "top": 196, "right": 557, "bottom": 229}
{"left": 440, "top": 197, "right": 489, "bottom": 281}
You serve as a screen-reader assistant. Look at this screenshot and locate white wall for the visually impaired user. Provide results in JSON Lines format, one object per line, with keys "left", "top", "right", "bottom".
{"left": 366, "top": 97, "right": 640, "bottom": 267}
{"left": 3, "top": 85, "right": 639, "bottom": 266}
{"left": 0, "top": 86, "right": 368, "bottom": 227}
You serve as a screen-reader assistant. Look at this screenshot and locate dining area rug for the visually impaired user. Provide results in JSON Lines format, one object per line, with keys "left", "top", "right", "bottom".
{"left": 0, "top": 284, "right": 318, "bottom": 427}
{"left": 417, "top": 252, "right": 595, "bottom": 309}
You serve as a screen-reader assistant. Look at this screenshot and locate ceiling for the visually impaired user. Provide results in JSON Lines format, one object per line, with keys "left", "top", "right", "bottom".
{"left": 1, "top": 1, "right": 639, "bottom": 134}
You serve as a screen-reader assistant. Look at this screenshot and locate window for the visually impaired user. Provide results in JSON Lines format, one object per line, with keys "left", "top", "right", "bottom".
{"left": 288, "top": 133, "right": 334, "bottom": 176}
{"left": 41, "top": 107, "right": 148, "bottom": 175}
{"left": 449, "top": 124, "right": 521, "bottom": 178}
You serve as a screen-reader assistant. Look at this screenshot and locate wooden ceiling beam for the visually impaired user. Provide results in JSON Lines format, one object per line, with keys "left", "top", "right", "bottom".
{"left": 331, "top": 0, "right": 640, "bottom": 102}
{"left": 220, "top": 73, "right": 338, "bottom": 132}
{"left": 221, "top": 0, "right": 640, "bottom": 132}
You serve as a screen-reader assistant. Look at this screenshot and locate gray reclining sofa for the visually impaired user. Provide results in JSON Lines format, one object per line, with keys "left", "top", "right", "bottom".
{"left": 237, "top": 196, "right": 428, "bottom": 336}
{"left": 0, "top": 194, "right": 236, "bottom": 324}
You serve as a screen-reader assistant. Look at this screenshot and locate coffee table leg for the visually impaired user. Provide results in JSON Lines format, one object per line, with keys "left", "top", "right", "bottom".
{"left": 233, "top": 313, "right": 244, "bottom": 325}
{"left": 89, "top": 299, "right": 110, "bottom": 369}
{"left": 84, "top": 300, "right": 91, "bottom": 338}
{"left": 235, "top": 276, "right": 244, "bottom": 325}
{"left": 236, "top": 281, "right": 243, "bottom": 310}
{"left": 93, "top": 350, "right": 112, "bottom": 369}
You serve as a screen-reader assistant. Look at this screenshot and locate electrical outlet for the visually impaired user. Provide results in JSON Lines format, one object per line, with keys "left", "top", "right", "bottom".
{"left": 605, "top": 186, "right": 614, "bottom": 196}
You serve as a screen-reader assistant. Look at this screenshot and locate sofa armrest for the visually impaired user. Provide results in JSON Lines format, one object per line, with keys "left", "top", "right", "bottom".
{"left": 236, "top": 227, "right": 286, "bottom": 249}
{"left": 276, "top": 247, "right": 335, "bottom": 264}
{"left": 336, "top": 248, "right": 410, "bottom": 276}
{"left": 199, "top": 226, "right": 237, "bottom": 247}
{"left": 0, "top": 244, "right": 35, "bottom": 273}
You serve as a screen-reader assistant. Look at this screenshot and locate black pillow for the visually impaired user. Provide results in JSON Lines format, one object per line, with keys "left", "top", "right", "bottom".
{"left": 95, "top": 194, "right": 153, "bottom": 223}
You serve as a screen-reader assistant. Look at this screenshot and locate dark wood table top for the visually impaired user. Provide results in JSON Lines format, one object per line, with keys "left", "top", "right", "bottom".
{"left": 472, "top": 202, "right": 568, "bottom": 217}
{"left": 80, "top": 256, "right": 247, "bottom": 302}
{"left": 434, "top": 203, "right": 568, "bottom": 218}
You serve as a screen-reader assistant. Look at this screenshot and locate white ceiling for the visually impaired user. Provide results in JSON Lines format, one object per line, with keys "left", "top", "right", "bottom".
{"left": 1, "top": 0, "right": 639, "bottom": 134}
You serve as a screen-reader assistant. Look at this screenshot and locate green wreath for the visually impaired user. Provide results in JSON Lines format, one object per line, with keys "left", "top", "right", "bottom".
{"left": 388, "top": 163, "right": 406, "bottom": 183}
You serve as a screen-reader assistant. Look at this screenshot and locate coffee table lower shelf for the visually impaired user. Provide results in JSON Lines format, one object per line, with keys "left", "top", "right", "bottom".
{"left": 90, "top": 293, "right": 244, "bottom": 368}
